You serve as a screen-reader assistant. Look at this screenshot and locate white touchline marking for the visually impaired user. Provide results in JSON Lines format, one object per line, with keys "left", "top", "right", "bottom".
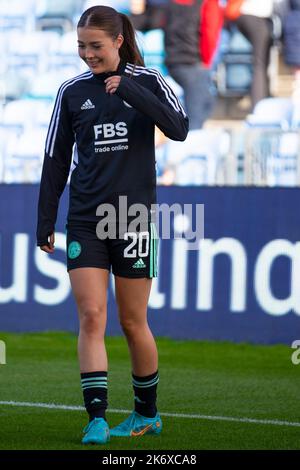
{"left": 0, "top": 401, "right": 299, "bottom": 428}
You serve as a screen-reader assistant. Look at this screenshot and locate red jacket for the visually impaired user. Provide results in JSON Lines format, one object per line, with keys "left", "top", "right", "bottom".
{"left": 200, "top": 0, "right": 224, "bottom": 68}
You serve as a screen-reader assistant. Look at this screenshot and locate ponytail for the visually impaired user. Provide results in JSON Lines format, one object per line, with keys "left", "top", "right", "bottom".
{"left": 119, "top": 13, "right": 145, "bottom": 67}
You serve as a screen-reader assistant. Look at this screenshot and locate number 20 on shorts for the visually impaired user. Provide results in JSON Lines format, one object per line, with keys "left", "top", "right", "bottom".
{"left": 123, "top": 232, "right": 149, "bottom": 258}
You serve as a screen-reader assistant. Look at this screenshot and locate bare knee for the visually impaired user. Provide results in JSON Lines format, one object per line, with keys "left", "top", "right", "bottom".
{"left": 79, "top": 305, "right": 106, "bottom": 337}
{"left": 119, "top": 313, "right": 147, "bottom": 339}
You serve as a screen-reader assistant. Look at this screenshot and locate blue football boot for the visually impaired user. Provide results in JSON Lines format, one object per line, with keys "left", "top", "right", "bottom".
{"left": 110, "top": 411, "right": 162, "bottom": 437}
{"left": 82, "top": 417, "right": 110, "bottom": 444}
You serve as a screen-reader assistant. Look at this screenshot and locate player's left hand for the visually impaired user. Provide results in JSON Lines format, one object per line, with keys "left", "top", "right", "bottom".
{"left": 104, "top": 75, "right": 121, "bottom": 94}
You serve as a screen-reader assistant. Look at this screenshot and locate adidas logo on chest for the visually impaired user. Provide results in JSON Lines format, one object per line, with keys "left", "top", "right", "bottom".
{"left": 81, "top": 99, "right": 95, "bottom": 110}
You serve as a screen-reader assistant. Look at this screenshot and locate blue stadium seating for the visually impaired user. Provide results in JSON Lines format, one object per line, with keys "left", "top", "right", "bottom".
{"left": 216, "top": 28, "right": 253, "bottom": 97}
{"left": 246, "top": 97, "right": 293, "bottom": 129}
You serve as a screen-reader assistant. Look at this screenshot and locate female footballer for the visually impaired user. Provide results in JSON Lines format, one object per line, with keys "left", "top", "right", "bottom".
{"left": 36, "top": 5, "right": 188, "bottom": 445}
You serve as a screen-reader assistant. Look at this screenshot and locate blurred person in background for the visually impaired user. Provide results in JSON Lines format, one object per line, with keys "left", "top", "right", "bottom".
{"left": 37, "top": 4, "right": 188, "bottom": 446}
{"left": 164, "top": 0, "right": 224, "bottom": 130}
{"left": 282, "top": 0, "right": 300, "bottom": 101}
{"left": 129, "top": 0, "right": 168, "bottom": 31}
{"left": 200, "top": 0, "right": 225, "bottom": 70}
{"left": 229, "top": 0, "right": 275, "bottom": 110}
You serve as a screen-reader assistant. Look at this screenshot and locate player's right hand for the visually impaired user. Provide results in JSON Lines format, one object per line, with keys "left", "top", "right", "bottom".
{"left": 40, "top": 232, "right": 55, "bottom": 253}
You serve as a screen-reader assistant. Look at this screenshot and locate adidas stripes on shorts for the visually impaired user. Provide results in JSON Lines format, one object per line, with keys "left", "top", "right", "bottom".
{"left": 66, "top": 220, "right": 158, "bottom": 278}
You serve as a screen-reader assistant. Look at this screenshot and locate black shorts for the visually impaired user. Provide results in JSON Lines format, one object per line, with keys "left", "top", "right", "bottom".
{"left": 66, "top": 221, "right": 158, "bottom": 278}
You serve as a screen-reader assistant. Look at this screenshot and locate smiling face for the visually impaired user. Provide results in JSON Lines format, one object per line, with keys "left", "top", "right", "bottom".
{"left": 77, "top": 27, "right": 124, "bottom": 74}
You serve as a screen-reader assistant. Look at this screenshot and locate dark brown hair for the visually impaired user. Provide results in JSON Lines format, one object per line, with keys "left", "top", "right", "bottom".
{"left": 77, "top": 5, "right": 144, "bottom": 67}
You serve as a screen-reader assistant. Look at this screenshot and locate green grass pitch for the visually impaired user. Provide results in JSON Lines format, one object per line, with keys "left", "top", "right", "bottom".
{"left": 0, "top": 332, "right": 299, "bottom": 450}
